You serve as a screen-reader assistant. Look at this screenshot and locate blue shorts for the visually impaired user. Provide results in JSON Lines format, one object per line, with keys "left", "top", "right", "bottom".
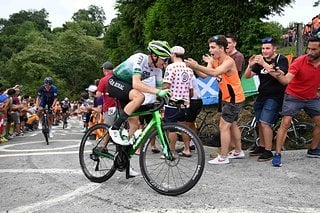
{"left": 280, "top": 93, "right": 320, "bottom": 117}
{"left": 164, "top": 106, "right": 187, "bottom": 123}
{"left": 254, "top": 98, "right": 281, "bottom": 126}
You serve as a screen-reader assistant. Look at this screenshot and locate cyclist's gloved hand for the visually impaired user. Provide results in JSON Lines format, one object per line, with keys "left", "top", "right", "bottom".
{"left": 156, "top": 89, "right": 171, "bottom": 98}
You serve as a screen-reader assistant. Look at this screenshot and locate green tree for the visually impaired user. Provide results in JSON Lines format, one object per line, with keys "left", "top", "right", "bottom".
{"left": 68, "top": 5, "right": 106, "bottom": 37}
{"left": 53, "top": 25, "right": 105, "bottom": 99}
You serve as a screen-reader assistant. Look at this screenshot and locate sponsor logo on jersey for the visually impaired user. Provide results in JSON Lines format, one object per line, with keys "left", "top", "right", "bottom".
{"left": 181, "top": 72, "right": 189, "bottom": 82}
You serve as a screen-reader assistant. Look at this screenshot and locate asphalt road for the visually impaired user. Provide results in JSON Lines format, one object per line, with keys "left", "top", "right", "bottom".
{"left": 0, "top": 117, "right": 319, "bottom": 213}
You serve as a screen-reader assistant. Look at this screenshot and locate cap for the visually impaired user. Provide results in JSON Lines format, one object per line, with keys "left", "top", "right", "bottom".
{"left": 171, "top": 46, "right": 185, "bottom": 55}
{"left": 101, "top": 61, "right": 114, "bottom": 70}
{"left": 86, "top": 85, "right": 97, "bottom": 93}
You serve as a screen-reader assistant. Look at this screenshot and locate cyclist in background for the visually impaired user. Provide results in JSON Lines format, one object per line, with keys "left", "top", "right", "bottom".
{"left": 36, "top": 77, "right": 58, "bottom": 138}
{"left": 107, "top": 40, "right": 172, "bottom": 146}
{"left": 61, "top": 97, "right": 71, "bottom": 125}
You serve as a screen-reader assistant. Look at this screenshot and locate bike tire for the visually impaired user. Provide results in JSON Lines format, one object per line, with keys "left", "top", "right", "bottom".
{"left": 79, "top": 123, "right": 116, "bottom": 183}
{"left": 139, "top": 123, "right": 205, "bottom": 196}
{"left": 198, "top": 123, "right": 220, "bottom": 147}
{"left": 42, "top": 117, "right": 49, "bottom": 145}
{"left": 287, "top": 122, "right": 314, "bottom": 145}
{"left": 239, "top": 124, "right": 258, "bottom": 143}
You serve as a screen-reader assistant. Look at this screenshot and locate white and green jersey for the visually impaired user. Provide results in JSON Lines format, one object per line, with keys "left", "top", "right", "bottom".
{"left": 113, "top": 53, "right": 163, "bottom": 87}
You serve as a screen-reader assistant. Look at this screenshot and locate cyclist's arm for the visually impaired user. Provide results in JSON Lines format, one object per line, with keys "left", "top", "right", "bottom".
{"left": 132, "top": 74, "right": 158, "bottom": 94}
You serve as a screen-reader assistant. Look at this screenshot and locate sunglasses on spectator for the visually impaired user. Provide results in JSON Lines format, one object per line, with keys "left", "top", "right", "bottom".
{"left": 261, "top": 37, "right": 273, "bottom": 44}
{"left": 212, "top": 35, "right": 219, "bottom": 40}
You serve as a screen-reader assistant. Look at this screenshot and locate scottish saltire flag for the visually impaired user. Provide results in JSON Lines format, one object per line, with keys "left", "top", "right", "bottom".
{"left": 197, "top": 76, "right": 219, "bottom": 105}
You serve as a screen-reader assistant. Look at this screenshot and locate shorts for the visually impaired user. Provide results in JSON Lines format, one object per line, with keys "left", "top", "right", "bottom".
{"left": 254, "top": 98, "right": 281, "bottom": 126}
{"left": 221, "top": 101, "right": 243, "bottom": 123}
{"left": 164, "top": 106, "right": 188, "bottom": 123}
{"left": 186, "top": 99, "right": 203, "bottom": 122}
{"left": 280, "top": 93, "right": 320, "bottom": 117}
{"left": 103, "top": 109, "right": 117, "bottom": 126}
{"left": 107, "top": 76, "right": 132, "bottom": 107}
{"left": 8, "top": 111, "right": 20, "bottom": 124}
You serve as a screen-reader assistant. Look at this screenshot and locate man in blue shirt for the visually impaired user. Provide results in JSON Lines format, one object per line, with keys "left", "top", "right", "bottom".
{"left": 36, "top": 77, "right": 58, "bottom": 138}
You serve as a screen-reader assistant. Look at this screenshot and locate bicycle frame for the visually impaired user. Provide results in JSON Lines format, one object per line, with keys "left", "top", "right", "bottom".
{"left": 96, "top": 101, "right": 172, "bottom": 160}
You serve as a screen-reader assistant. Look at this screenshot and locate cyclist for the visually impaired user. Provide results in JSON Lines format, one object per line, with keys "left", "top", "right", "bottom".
{"left": 36, "top": 77, "right": 58, "bottom": 138}
{"left": 107, "top": 40, "right": 172, "bottom": 145}
{"left": 61, "top": 97, "right": 71, "bottom": 125}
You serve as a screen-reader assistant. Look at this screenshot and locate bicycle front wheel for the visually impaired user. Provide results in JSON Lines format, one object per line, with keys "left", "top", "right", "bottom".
{"left": 287, "top": 122, "right": 314, "bottom": 146}
{"left": 239, "top": 124, "right": 258, "bottom": 149}
{"left": 79, "top": 123, "right": 116, "bottom": 183}
{"left": 139, "top": 123, "right": 205, "bottom": 196}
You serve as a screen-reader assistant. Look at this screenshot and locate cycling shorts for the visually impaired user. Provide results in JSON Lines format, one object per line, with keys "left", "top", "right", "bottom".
{"left": 107, "top": 76, "right": 132, "bottom": 107}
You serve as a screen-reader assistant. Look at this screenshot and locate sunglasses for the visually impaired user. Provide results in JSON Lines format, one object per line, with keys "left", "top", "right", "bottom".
{"left": 212, "top": 35, "right": 219, "bottom": 40}
{"left": 261, "top": 37, "right": 273, "bottom": 44}
{"left": 160, "top": 57, "right": 170, "bottom": 63}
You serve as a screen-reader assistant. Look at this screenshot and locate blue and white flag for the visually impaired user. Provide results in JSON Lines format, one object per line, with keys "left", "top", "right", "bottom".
{"left": 197, "top": 76, "right": 219, "bottom": 105}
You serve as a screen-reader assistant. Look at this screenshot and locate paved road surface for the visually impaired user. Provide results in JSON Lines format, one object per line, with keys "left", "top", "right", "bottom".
{"left": 0, "top": 117, "right": 319, "bottom": 213}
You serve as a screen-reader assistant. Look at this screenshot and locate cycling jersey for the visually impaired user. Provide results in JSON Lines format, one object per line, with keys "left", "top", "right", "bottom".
{"left": 37, "top": 85, "right": 58, "bottom": 108}
{"left": 113, "top": 53, "right": 163, "bottom": 87}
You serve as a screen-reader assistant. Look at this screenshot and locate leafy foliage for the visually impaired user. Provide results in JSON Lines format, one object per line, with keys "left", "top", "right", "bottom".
{"left": 1, "top": 1, "right": 295, "bottom": 101}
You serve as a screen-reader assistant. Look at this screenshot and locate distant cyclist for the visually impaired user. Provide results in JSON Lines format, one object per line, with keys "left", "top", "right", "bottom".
{"left": 36, "top": 77, "right": 58, "bottom": 138}
{"left": 107, "top": 40, "right": 172, "bottom": 145}
{"left": 61, "top": 97, "right": 71, "bottom": 124}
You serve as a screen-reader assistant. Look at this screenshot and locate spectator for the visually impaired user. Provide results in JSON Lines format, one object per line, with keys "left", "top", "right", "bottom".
{"left": 163, "top": 45, "right": 194, "bottom": 157}
{"left": 96, "top": 61, "right": 116, "bottom": 126}
{"left": 226, "top": 33, "right": 245, "bottom": 78}
{"left": 244, "top": 37, "right": 288, "bottom": 162}
{"left": 269, "top": 34, "right": 320, "bottom": 166}
{"left": 185, "top": 35, "right": 245, "bottom": 165}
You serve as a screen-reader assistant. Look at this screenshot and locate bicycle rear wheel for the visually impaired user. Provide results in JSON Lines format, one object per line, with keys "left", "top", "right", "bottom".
{"left": 198, "top": 123, "right": 220, "bottom": 147}
{"left": 139, "top": 123, "right": 205, "bottom": 196}
{"left": 79, "top": 123, "right": 116, "bottom": 183}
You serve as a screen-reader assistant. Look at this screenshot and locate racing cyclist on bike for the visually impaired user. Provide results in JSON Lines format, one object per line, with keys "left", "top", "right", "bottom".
{"left": 61, "top": 97, "right": 71, "bottom": 125}
{"left": 108, "top": 40, "right": 172, "bottom": 145}
{"left": 36, "top": 77, "right": 58, "bottom": 138}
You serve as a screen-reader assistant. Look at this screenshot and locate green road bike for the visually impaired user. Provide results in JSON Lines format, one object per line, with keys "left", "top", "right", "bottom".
{"left": 79, "top": 98, "right": 205, "bottom": 196}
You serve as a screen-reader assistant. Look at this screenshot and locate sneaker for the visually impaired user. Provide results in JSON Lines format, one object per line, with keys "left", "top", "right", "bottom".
{"left": 0, "top": 137, "right": 8, "bottom": 143}
{"left": 210, "top": 147, "right": 221, "bottom": 158}
{"left": 249, "top": 146, "right": 265, "bottom": 156}
{"left": 129, "top": 167, "right": 139, "bottom": 177}
{"left": 272, "top": 153, "right": 282, "bottom": 167}
{"left": 208, "top": 155, "right": 230, "bottom": 165}
{"left": 307, "top": 148, "right": 320, "bottom": 158}
{"left": 257, "top": 150, "right": 273, "bottom": 162}
{"left": 108, "top": 127, "right": 131, "bottom": 146}
{"left": 228, "top": 150, "right": 245, "bottom": 159}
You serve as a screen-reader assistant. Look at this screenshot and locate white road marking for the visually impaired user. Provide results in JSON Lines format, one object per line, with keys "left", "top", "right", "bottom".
{"left": 0, "top": 151, "right": 81, "bottom": 158}
{"left": 0, "top": 140, "right": 79, "bottom": 152}
{"left": 0, "top": 168, "right": 82, "bottom": 174}
{"left": 7, "top": 183, "right": 101, "bottom": 213}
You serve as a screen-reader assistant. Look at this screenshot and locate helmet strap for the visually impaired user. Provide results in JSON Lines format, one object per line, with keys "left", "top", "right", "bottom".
{"left": 151, "top": 54, "right": 160, "bottom": 68}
